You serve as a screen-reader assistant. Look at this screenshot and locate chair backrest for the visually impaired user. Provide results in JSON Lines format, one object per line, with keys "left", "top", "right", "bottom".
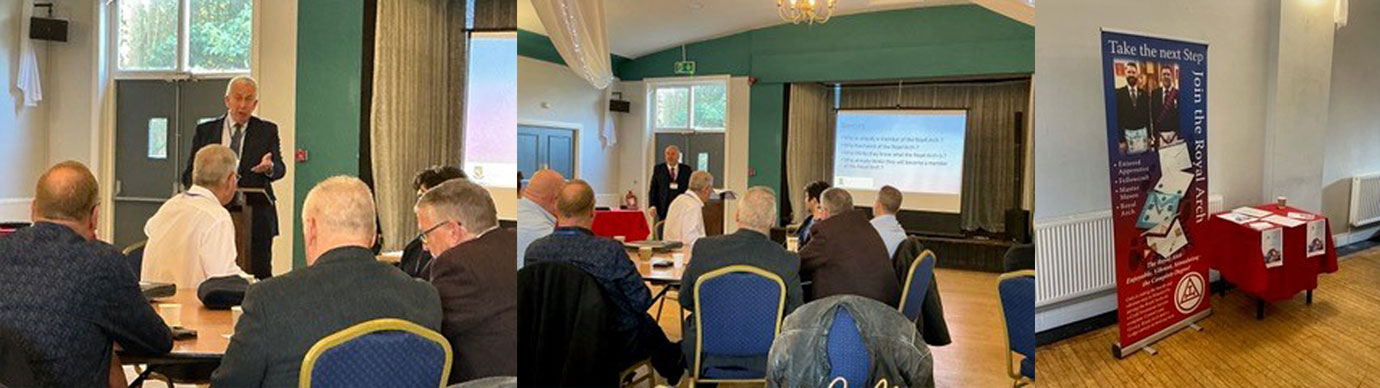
{"left": 997, "top": 270, "right": 1036, "bottom": 376}
{"left": 826, "top": 307, "right": 870, "bottom": 387}
{"left": 517, "top": 261, "right": 623, "bottom": 386}
{"left": 1002, "top": 244, "right": 1035, "bottom": 272}
{"left": 122, "top": 240, "right": 147, "bottom": 280}
{"left": 693, "top": 265, "right": 786, "bottom": 379}
{"left": 897, "top": 250, "right": 936, "bottom": 321}
{"left": 301, "top": 318, "right": 452, "bottom": 388}
{"left": 653, "top": 220, "right": 665, "bottom": 240}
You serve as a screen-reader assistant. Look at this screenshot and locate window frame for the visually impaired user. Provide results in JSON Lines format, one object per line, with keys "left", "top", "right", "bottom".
{"left": 647, "top": 76, "right": 730, "bottom": 134}
{"left": 110, "top": 0, "right": 254, "bottom": 80}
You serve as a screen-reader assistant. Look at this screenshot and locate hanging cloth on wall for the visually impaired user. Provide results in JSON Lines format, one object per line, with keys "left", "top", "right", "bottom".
{"left": 17, "top": 0, "right": 43, "bottom": 107}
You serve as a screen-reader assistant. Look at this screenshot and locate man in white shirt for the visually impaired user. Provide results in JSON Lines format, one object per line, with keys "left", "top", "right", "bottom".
{"left": 144, "top": 145, "right": 250, "bottom": 289}
{"left": 663, "top": 171, "right": 713, "bottom": 252}
{"left": 516, "top": 169, "right": 564, "bottom": 268}
{"left": 870, "top": 185, "right": 908, "bottom": 259}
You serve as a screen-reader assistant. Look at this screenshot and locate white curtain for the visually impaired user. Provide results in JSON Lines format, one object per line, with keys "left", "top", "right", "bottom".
{"left": 17, "top": 0, "right": 41, "bottom": 107}
{"left": 785, "top": 83, "right": 832, "bottom": 224}
{"left": 530, "top": 0, "right": 614, "bottom": 89}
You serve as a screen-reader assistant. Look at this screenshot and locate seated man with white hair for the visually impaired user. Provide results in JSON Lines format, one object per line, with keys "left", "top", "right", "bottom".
{"left": 143, "top": 145, "right": 251, "bottom": 290}
{"left": 212, "top": 176, "right": 442, "bottom": 387}
{"left": 663, "top": 170, "right": 714, "bottom": 251}
{"left": 678, "top": 186, "right": 804, "bottom": 374}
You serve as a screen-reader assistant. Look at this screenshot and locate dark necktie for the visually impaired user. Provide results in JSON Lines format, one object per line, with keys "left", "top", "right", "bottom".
{"left": 230, "top": 124, "right": 244, "bottom": 157}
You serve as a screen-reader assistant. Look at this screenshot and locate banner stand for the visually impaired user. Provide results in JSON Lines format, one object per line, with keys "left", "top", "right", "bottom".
{"left": 1112, "top": 309, "right": 1211, "bottom": 358}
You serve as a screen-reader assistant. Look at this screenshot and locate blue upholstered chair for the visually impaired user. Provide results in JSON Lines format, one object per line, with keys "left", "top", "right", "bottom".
{"left": 997, "top": 270, "right": 1035, "bottom": 387}
{"left": 300, "top": 318, "right": 453, "bottom": 388}
{"left": 898, "top": 250, "right": 936, "bottom": 321}
{"left": 691, "top": 265, "right": 786, "bottom": 385}
{"left": 826, "top": 307, "right": 870, "bottom": 387}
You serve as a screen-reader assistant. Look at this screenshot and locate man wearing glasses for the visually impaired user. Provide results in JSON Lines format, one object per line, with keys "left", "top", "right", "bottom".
{"left": 414, "top": 179, "right": 517, "bottom": 383}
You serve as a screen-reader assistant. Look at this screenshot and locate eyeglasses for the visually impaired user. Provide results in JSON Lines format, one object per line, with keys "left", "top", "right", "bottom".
{"left": 416, "top": 220, "right": 458, "bottom": 244}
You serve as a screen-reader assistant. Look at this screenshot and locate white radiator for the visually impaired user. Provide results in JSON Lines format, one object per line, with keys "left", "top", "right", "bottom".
{"left": 1352, "top": 173, "right": 1380, "bottom": 227}
{"left": 1034, "top": 211, "right": 1116, "bottom": 307}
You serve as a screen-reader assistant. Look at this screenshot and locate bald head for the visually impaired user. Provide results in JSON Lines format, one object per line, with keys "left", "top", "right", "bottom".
{"left": 555, "top": 180, "right": 596, "bottom": 228}
{"left": 523, "top": 169, "right": 565, "bottom": 214}
{"left": 302, "top": 176, "right": 378, "bottom": 263}
{"left": 33, "top": 161, "right": 100, "bottom": 223}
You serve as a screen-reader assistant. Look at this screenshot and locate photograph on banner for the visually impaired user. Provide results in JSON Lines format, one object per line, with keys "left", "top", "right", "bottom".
{"left": 1100, "top": 29, "right": 1210, "bottom": 357}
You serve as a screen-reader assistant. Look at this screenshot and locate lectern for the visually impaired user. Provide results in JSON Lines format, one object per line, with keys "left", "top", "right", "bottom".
{"left": 702, "top": 190, "right": 737, "bottom": 236}
{"left": 226, "top": 188, "right": 270, "bottom": 273}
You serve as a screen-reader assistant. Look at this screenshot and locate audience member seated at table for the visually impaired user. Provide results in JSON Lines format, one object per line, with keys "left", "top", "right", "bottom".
{"left": 212, "top": 176, "right": 442, "bottom": 387}
{"left": 398, "top": 165, "right": 468, "bottom": 279}
{"left": 143, "top": 145, "right": 251, "bottom": 290}
{"left": 415, "top": 179, "right": 517, "bottom": 383}
{"left": 517, "top": 169, "right": 564, "bottom": 269}
{"left": 0, "top": 161, "right": 172, "bottom": 388}
{"left": 799, "top": 188, "right": 901, "bottom": 306}
{"left": 524, "top": 180, "right": 686, "bottom": 384}
{"left": 664, "top": 170, "right": 713, "bottom": 253}
{"left": 797, "top": 180, "right": 831, "bottom": 246}
{"left": 678, "top": 186, "right": 803, "bottom": 374}
{"left": 870, "top": 185, "right": 908, "bottom": 259}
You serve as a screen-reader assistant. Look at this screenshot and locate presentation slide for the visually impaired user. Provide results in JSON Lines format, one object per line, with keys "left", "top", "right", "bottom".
{"left": 832, "top": 109, "right": 967, "bottom": 213}
{"left": 463, "top": 33, "right": 517, "bottom": 188}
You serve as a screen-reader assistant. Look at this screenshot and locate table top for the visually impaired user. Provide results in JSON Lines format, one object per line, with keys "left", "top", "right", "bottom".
{"left": 146, "top": 289, "right": 234, "bottom": 358}
{"left": 629, "top": 247, "right": 685, "bottom": 283}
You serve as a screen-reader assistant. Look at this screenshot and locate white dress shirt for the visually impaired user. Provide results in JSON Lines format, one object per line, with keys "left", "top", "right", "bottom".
{"left": 663, "top": 192, "right": 706, "bottom": 252}
{"left": 871, "top": 214, "right": 907, "bottom": 259}
{"left": 516, "top": 197, "right": 556, "bottom": 269}
{"left": 143, "top": 185, "right": 247, "bottom": 288}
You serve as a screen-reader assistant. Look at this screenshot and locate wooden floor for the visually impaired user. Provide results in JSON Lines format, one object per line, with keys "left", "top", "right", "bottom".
{"left": 1037, "top": 247, "right": 1380, "bottom": 388}
{"left": 649, "top": 267, "right": 1016, "bottom": 388}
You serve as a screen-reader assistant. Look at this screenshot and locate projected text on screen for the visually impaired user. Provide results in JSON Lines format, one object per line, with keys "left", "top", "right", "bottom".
{"left": 832, "top": 110, "right": 967, "bottom": 195}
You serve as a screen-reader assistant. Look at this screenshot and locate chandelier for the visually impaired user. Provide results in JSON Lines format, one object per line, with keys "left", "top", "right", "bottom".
{"left": 778, "top": 0, "right": 838, "bottom": 25}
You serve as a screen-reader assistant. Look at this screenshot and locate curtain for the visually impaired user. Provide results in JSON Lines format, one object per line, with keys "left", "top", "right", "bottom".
{"left": 370, "top": 0, "right": 466, "bottom": 251}
{"left": 836, "top": 79, "right": 1030, "bottom": 232}
{"left": 530, "top": 0, "right": 614, "bottom": 90}
{"left": 785, "top": 83, "right": 832, "bottom": 224}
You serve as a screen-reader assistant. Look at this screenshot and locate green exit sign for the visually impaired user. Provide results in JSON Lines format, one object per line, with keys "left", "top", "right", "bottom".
{"left": 674, "top": 60, "right": 696, "bottom": 75}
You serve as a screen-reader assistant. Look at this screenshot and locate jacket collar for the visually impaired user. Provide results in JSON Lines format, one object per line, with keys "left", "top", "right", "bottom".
{"left": 313, "top": 246, "right": 374, "bottom": 266}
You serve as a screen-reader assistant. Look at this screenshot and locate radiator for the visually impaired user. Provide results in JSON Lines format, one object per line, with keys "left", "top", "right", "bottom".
{"left": 1034, "top": 211, "right": 1116, "bottom": 307}
{"left": 1352, "top": 173, "right": 1380, "bottom": 227}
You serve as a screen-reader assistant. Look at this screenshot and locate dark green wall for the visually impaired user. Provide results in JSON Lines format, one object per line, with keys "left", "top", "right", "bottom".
{"left": 293, "top": 0, "right": 364, "bottom": 269}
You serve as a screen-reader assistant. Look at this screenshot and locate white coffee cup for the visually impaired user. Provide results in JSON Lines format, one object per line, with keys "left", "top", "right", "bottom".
{"left": 231, "top": 306, "right": 244, "bottom": 331}
{"left": 158, "top": 304, "right": 182, "bottom": 328}
{"left": 672, "top": 253, "right": 685, "bottom": 268}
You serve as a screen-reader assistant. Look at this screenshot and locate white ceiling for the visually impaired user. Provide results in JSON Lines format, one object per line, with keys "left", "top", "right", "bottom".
{"left": 519, "top": 0, "right": 1033, "bottom": 58}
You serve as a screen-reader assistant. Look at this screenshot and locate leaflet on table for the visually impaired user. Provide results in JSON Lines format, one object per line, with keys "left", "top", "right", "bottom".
{"left": 1287, "top": 212, "right": 1316, "bottom": 220}
{"left": 1261, "top": 227, "right": 1283, "bottom": 268}
{"left": 1262, "top": 214, "right": 1305, "bottom": 228}
{"left": 1248, "top": 222, "right": 1276, "bottom": 231}
{"left": 1306, "top": 219, "right": 1326, "bottom": 258}
{"left": 1232, "top": 206, "right": 1274, "bottom": 218}
{"left": 1216, "top": 213, "right": 1257, "bottom": 224}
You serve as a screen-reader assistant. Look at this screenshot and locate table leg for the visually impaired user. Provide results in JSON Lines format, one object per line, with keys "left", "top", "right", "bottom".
{"left": 1307, "top": 289, "right": 1313, "bottom": 305}
{"left": 652, "top": 286, "right": 669, "bottom": 320}
{"left": 1256, "top": 298, "right": 1265, "bottom": 320}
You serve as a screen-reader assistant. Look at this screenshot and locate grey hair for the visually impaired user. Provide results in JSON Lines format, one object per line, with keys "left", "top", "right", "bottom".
{"left": 225, "top": 75, "right": 258, "bottom": 98}
{"left": 688, "top": 170, "right": 714, "bottom": 192}
{"left": 875, "top": 185, "right": 902, "bottom": 214}
{"left": 820, "top": 187, "right": 854, "bottom": 215}
{"left": 302, "top": 176, "right": 378, "bottom": 239}
{"left": 738, "top": 186, "right": 777, "bottom": 230}
{"left": 665, "top": 145, "right": 680, "bottom": 154}
{"left": 191, "top": 145, "right": 239, "bottom": 189}
{"left": 416, "top": 178, "right": 499, "bottom": 233}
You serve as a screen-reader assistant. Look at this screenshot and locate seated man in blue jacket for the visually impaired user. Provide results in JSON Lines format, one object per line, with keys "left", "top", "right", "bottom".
{"left": 0, "top": 161, "right": 173, "bottom": 387}
{"left": 525, "top": 180, "right": 685, "bottom": 385}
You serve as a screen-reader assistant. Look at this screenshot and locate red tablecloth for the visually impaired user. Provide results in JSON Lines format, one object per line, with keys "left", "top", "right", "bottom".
{"left": 1206, "top": 204, "right": 1339, "bottom": 302}
{"left": 592, "top": 209, "right": 651, "bottom": 242}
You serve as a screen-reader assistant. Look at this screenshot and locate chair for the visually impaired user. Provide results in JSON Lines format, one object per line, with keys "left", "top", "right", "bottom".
{"left": 122, "top": 240, "right": 147, "bottom": 280}
{"left": 652, "top": 220, "right": 665, "bottom": 241}
{"left": 1002, "top": 244, "right": 1035, "bottom": 272}
{"left": 826, "top": 307, "right": 870, "bottom": 387}
{"left": 897, "top": 250, "right": 936, "bottom": 322}
{"left": 300, "top": 318, "right": 452, "bottom": 388}
{"left": 518, "top": 261, "right": 625, "bottom": 386}
{"left": 997, "top": 270, "right": 1035, "bottom": 387}
{"left": 690, "top": 265, "right": 786, "bottom": 385}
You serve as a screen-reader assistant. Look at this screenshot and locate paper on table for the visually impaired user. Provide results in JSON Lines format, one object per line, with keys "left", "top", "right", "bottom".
{"left": 1216, "top": 213, "right": 1257, "bottom": 224}
{"left": 1248, "top": 222, "right": 1276, "bottom": 231}
{"left": 1233, "top": 207, "right": 1273, "bottom": 218}
{"left": 1287, "top": 212, "right": 1316, "bottom": 220}
{"left": 1262, "top": 214, "right": 1305, "bottom": 228}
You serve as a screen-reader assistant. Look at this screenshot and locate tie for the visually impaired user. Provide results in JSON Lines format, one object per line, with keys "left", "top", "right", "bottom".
{"left": 230, "top": 124, "right": 244, "bottom": 157}
{"left": 670, "top": 167, "right": 677, "bottom": 180}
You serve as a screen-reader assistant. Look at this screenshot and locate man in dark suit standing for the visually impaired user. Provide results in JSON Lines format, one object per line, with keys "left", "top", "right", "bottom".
{"left": 415, "top": 179, "right": 517, "bottom": 383}
{"left": 679, "top": 186, "right": 803, "bottom": 374}
{"left": 798, "top": 188, "right": 900, "bottom": 306}
{"left": 0, "top": 161, "right": 172, "bottom": 387}
{"left": 211, "top": 177, "right": 442, "bottom": 387}
{"left": 1150, "top": 66, "right": 1181, "bottom": 147}
{"left": 1115, "top": 62, "right": 1151, "bottom": 153}
{"left": 182, "top": 76, "right": 285, "bottom": 279}
{"left": 648, "top": 145, "right": 692, "bottom": 221}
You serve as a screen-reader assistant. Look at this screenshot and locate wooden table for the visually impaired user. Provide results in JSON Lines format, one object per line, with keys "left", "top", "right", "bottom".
{"left": 628, "top": 247, "right": 686, "bottom": 284}
{"left": 120, "top": 289, "right": 233, "bottom": 384}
